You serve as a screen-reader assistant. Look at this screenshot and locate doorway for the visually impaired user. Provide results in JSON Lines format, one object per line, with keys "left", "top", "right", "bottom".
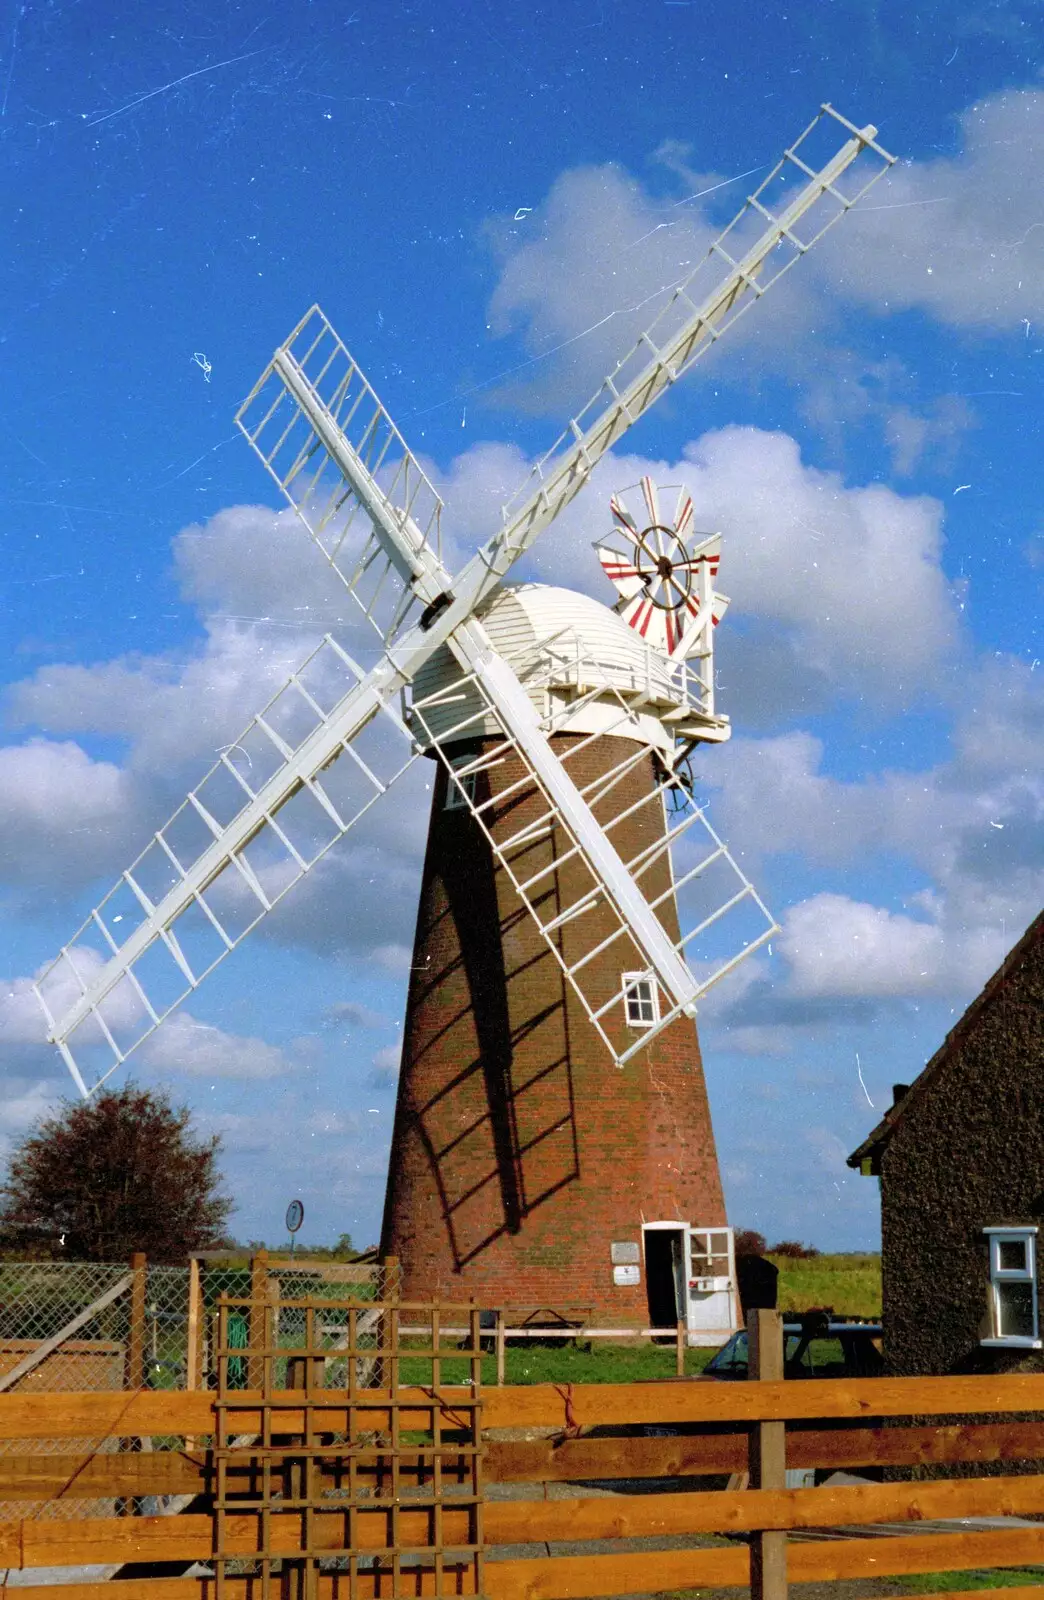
{"left": 644, "top": 1226, "right": 687, "bottom": 1328}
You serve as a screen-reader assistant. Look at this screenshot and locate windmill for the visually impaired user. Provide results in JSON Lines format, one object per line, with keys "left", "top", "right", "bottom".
{"left": 34, "top": 107, "right": 893, "bottom": 1323}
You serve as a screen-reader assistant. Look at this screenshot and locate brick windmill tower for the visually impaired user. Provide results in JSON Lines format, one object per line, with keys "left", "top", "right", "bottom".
{"left": 32, "top": 111, "right": 891, "bottom": 1334}
{"left": 381, "top": 480, "right": 757, "bottom": 1332}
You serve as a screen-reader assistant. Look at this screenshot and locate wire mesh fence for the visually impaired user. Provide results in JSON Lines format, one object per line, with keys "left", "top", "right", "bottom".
{"left": 194, "top": 1256, "right": 401, "bottom": 1392}
{"left": 0, "top": 1253, "right": 401, "bottom": 1522}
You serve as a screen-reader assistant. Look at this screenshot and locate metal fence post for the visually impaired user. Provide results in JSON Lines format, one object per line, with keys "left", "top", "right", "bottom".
{"left": 749, "top": 1307, "right": 787, "bottom": 1600}
{"left": 126, "top": 1252, "right": 147, "bottom": 1393}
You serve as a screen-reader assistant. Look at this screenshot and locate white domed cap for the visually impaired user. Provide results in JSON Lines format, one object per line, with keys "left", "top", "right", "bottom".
{"left": 408, "top": 582, "right": 727, "bottom": 754}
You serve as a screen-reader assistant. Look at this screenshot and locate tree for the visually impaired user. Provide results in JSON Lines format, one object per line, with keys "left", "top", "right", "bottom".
{"left": 733, "top": 1228, "right": 768, "bottom": 1258}
{"left": 0, "top": 1083, "right": 233, "bottom": 1263}
{"left": 769, "top": 1239, "right": 821, "bottom": 1259}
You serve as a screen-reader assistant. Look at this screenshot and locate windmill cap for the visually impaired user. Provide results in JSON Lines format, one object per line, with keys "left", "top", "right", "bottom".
{"left": 408, "top": 582, "right": 730, "bottom": 754}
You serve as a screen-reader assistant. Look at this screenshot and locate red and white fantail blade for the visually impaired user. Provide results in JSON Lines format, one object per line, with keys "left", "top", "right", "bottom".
{"left": 609, "top": 492, "right": 638, "bottom": 534}
{"left": 640, "top": 475, "right": 661, "bottom": 527}
{"left": 620, "top": 590, "right": 670, "bottom": 653}
{"left": 674, "top": 488, "right": 694, "bottom": 543}
{"left": 594, "top": 542, "right": 647, "bottom": 602}
{"left": 672, "top": 531, "right": 721, "bottom": 581}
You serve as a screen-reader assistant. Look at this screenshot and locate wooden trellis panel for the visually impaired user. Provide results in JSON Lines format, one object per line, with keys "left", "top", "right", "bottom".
{"left": 213, "top": 1298, "right": 484, "bottom": 1600}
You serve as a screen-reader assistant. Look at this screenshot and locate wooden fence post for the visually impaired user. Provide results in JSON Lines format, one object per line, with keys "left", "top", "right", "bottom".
{"left": 496, "top": 1309, "right": 506, "bottom": 1387}
{"left": 676, "top": 1318, "right": 686, "bottom": 1378}
{"left": 748, "top": 1307, "right": 787, "bottom": 1600}
{"left": 248, "top": 1249, "right": 268, "bottom": 1390}
{"left": 184, "top": 1254, "right": 201, "bottom": 1448}
{"left": 382, "top": 1254, "right": 400, "bottom": 1302}
{"left": 186, "top": 1256, "right": 202, "bottom": 1392}
{"left": 126, "top": 1252, "right": 147, "bottom": 1393}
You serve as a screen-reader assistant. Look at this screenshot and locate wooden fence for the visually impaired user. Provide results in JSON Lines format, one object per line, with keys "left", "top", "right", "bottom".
{"left": 0, "top": 1304, "right": 1042, "bottom": 1600}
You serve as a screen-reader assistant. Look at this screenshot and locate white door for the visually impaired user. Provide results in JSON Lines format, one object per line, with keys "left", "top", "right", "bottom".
{"left": 686, "top": 1226, "right": 738, "bottom": 1346}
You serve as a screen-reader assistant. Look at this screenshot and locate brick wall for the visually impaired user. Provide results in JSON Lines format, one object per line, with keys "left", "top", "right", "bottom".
{"left": 379, "top": 732, "right": 727, "bottom": 1322}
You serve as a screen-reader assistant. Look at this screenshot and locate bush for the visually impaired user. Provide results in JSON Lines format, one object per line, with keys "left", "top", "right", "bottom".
{"left": 733, "top": 1229, "right": 768, "bottom": 1257}
{"left": 770, "top": 1240, "right": 821, "bottom": 1259}
{"left": 0, "top": 1083, "right": 232, "bottom": 1262}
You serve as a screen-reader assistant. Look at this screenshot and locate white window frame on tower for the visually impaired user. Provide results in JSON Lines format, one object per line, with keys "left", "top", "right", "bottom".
{"left": 981, "top": 1227, "right": 1041, "bottom": 1349}
{"left": 444, "top": 755, "right": 477, "bottom": 812}
{"left": 623, "top": 972, "right": 659, "bottom": 1029}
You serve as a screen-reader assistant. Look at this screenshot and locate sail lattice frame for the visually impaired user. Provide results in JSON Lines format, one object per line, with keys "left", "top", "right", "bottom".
{"left": 409, "top": 635, "right": 776, "bottom": 1069}
{"left": 236, "top": 305, "right": 449, "bottom": 648}
{"left": 34, "top": 635, "right": 422, "bottom": 1094}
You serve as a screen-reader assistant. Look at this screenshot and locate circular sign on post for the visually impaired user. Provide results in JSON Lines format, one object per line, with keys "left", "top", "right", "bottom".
{"left": 285, "top": 1199, "right": 304, "bottom": 1235}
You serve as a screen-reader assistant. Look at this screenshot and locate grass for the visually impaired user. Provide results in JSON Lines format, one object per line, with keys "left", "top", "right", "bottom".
{"left": 652, "top": 1568, "right": 1044, "bottom": 1600}
{"left": 771, "top": 1251, "right": 882, "bottom": 1319}
{"left": 898, "top": 1571, "right": 1044, "bottom": 1592}
{"left": 396, "top": 1340, "right": 721, "bottom": 1387}
{"left": 654, "top": 1580, "right": 1044, "bottom": 1600}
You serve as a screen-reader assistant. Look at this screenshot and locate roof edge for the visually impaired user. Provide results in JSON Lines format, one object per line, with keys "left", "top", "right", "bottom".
{"left": 846, "top": 905, "right": 1044, "bottom": 1172}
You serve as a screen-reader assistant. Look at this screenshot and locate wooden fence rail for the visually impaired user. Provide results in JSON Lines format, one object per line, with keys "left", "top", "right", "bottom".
{"left": 2, "top": 1370, "right": 1044, "bottom": 1439}
{"left": 1, "top": 1325, "right": 1042, "bottom": 1600}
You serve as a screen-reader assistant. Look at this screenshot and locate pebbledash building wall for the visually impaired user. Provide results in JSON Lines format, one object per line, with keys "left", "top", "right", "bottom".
{"left": 379, "top": 584, "right": 729, "bottom": 1323}
{"left": 848, "top": 908, "right": 1044, "bottom": 1382}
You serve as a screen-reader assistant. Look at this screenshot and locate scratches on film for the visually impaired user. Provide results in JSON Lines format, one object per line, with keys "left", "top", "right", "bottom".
{"left": 1, "top": 1, "right": 24, "bottom": 119}
{"left": 85, "top": 47, "right": 270, "bottom": 129}
{"left": 404, "top": 161, "right": 768, "bottom": 422}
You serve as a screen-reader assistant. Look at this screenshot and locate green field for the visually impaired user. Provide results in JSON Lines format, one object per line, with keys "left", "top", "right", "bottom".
{"left": 390, "top": 1253, "right": 883, "bottom": 1386}
{"left": 770, "top": 1251, "right": 882, "bottom": 1319}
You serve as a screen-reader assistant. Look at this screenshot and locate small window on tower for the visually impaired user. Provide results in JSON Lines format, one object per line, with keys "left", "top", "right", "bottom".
{"left": 444, "top": 757, "right": 477, "bottom": 812}
{"left": 623, "top": 973, "right": 658, "bottom": 1029}
{"left": 982, "top": 1227, "right": 1040, "bottom": 1348}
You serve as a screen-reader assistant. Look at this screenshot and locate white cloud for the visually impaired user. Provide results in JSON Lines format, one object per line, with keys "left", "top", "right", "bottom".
{"left": 479, "top": 95, "right": 1044, "bottom": 470}
{"left": 371, "top": 943, "right": 412, "bottom": 975}
{"left": 507, "top": 427, "right": 958, "bottom": 711}
{"left": 325, "top": 1000, "right": 386, "bottom": 1029}
{"left": 204, "top": 1090, "right": 391, "bottom": 1246}
{"left": 3, "top": 947, "right": 291, "bottom": 1095}
{"left": 141, "top": 1012, "right": 291, "bottom": 1081}
{"left": 0, "top": 739, "right": 131, "bottom": 889}
{"left": 482, "top": 158, "right": 828, "bottom": 414}
{"left": 4, "top": 496, "right": 436, "bottom": 958}
{"left": 779, "top": 894, "right": 946, "bottom": 999}
{"left": 823, "top": 89, "right": 1044, "bottom": 330}
{"left": 484, "top": 92, "right": 1044, "bottom": 422}
{"left": 369, "top": 1044, "right": 400, "bottom": 1089}
{"left": 1, "top": 413, "right": 962, "bottom": 926}
{"left": 698, "top": 645, "right": 1044, "bottom": 1021}
{"left": 12, "top": 617, "right": 323, "bottom": 784}
{"left": 438, "top": 441, "right": 532, "bottom": 553}
{"left": 0, "top": 1080, "right": 59, "bottom": 1167}
{"left": 0, "top": 972, "right": 54, "bottom": 1048}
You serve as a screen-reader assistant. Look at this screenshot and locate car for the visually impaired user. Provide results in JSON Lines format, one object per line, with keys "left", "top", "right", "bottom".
{"left": 693, "top": 1312, "right": 885, "bottom": 1487}
{"left": 702, "top": 1311, "right": 884, "bottom": 1381}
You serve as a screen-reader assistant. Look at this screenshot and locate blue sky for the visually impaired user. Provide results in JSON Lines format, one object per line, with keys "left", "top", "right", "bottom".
{"left": 2, "top": 0, "right": 1042, "bottom": 1252}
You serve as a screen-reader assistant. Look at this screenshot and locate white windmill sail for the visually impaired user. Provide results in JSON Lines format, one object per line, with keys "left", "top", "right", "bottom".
{"left": 35, "top": 105, "right": 895, "bottom": 1093}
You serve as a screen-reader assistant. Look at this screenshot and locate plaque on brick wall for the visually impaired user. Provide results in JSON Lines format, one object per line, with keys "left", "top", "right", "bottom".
{"left": 613, "top": 1264, "right": 641, "bottom": 1287}
{"left": 611, "top": 1241, "right": 640, "bottom": 1265}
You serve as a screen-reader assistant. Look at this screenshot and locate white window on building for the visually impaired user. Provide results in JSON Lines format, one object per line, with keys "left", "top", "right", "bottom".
{"left": 623, "top": 973, "right": 659, "bottom": 1029}
{"left": 982, "top": 1227, "right": 1040, "bottom": 1348}
{"left": 444, "top": 757, "right": 477, "bottom": 812}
